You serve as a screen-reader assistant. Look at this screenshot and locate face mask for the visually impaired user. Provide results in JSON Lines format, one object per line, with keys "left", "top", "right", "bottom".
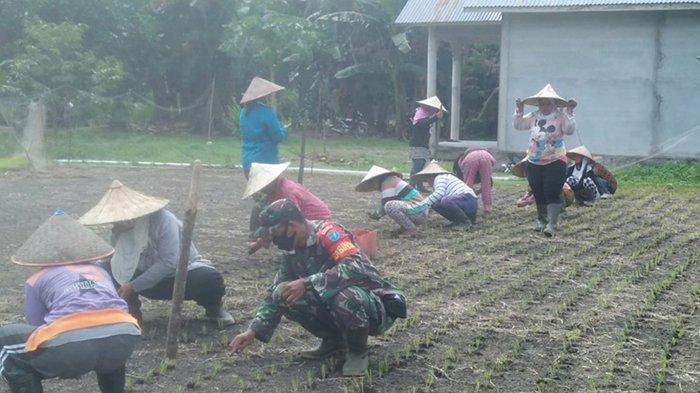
{"left": 272, "top": 224, "right": 296, "bottom": 251}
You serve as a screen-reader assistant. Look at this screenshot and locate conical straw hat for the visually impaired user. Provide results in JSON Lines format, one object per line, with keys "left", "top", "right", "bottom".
{"left": 242, "top": 162, "right": 290, "bottom": 199}
{"left": 355, "top": 165, "right": 402, "bottom": 192}
{"left": 411, "top": 160, "right": 450, "bottom": 179}
{"left": 80, "top": 180, "right": 169, "bottom": 225}
{"left": 522, "top": 84, "right": 569, "bottom": 107}
{"left": 416, "top": 96, "right": 448, "bottom": 113}
{"left": 566, "top": 145, "right": 601, "bottom": 163}
{"left": 240, "top": 77, "right": 285, "bottom": 104}
{"left": 511, "top": 156, "right": 529, "bottom": 178}
{"left": 12, "top": 210, "right": 114, "bottom": 267}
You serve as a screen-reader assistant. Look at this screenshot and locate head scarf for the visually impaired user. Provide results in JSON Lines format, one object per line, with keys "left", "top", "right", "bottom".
{"left": 412, "top": 105, "right": 436, "bottom": 125}
{"left": 111, "top": 216, "right": 150, "bottom": 285}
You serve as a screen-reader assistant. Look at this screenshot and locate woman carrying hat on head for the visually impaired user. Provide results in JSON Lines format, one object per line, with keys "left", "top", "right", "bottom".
{"left": 413, "top": 161, "right": 478, "bottom": 229}
{"left": 565, "top": 146, "right": 617, "bottom": 205}
{"left": 240, "top": 77, "right": 288, "bottom": 178}
{"left": 409, "top": 96, "right": 446, "bottom": 191}
{"left": 0, "top": 211, "right": 140, "bottom": 393}
{"left": 357, "top": 165, "right": 429, "bottom": 238}
{"left": 80, "top": 181, "right": 235, "bottom": 327}
{"left": 514, "top": 84, "right": 577, "bottom": 237}
{"left": 243, "top": 162, "right": 332, "bottom": 254}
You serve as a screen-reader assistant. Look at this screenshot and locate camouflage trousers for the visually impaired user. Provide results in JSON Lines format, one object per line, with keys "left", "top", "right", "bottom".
{"left": 272, "top": 283, "right": 392, "bottom": 338}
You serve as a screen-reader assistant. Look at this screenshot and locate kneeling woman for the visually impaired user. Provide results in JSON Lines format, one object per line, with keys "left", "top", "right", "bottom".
{"left": 1, "top": 211, "right": 140, "bottom": 393}
{"left": 565, "top": 146, "right": 617, "bottom": 205}
{"left": 413, "top": 161, "right": 478, "bottom": 229}
{"left": 356, "top": 165, "right": 429, "bottom": 238}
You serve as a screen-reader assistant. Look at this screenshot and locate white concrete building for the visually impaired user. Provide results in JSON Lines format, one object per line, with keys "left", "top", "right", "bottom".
{"left": 396, "top": 0, "right": 700, "bottom": 159}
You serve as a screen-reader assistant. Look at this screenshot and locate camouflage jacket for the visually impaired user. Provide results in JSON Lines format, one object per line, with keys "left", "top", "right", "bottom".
{"left": 249, "top": 220, "right": 403, "bottom": 342}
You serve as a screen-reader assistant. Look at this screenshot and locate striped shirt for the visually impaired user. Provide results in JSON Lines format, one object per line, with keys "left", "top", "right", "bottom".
{"left": 421, "top": 174, "right": 476, "bottom": 207}
{"left": 380, "top": 176, "right": 428, "bottom": 216}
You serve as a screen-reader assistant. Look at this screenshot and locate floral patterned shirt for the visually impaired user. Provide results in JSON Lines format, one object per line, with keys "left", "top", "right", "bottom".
{"left": 514, "top": 108, "right": 576, "bottom": 165}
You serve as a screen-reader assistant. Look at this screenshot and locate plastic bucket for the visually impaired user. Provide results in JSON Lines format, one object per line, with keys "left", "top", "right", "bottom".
{"left": 351, "top": 229, "right": 378, "bottom": 259}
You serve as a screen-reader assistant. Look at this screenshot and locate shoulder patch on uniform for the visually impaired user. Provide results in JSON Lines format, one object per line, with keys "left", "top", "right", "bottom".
{"left": 316, "top": 222, "right": 360, "bottom": 263}
{"left": 327, "top": 230, "right": 340, "bottom": 242}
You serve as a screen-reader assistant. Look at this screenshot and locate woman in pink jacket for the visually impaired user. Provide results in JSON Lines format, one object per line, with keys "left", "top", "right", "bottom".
{"left": 453, "top": 149, "right": 496, "bottom": 214}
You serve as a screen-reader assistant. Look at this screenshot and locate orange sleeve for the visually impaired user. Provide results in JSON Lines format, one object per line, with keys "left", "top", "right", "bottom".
{"left": 316, "top": 222, "right": 360, "bottom": 263}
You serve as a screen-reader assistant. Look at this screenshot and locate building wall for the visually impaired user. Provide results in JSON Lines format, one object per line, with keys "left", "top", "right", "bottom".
{"left": 656, "top": 11, "right": 700, "bottom": 158}
{"left": 498, "top": 10, "right": 700, "bottom": 158}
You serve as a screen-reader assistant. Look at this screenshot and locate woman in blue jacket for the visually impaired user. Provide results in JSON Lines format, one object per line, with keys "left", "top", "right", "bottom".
{"left": 239, "top": 77, "right": 287, "bottom": 178}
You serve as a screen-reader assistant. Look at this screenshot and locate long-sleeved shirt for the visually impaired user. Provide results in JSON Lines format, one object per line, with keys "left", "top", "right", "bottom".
{"left": 409, "top": 114, "right": 439, "bottom": 148}
{"left": 270, "top": 177, "right": 331, "bottom": 220}
{"left": 240, "top": 102, "right": 287, "bottom": 170}
{"left": 459, "top": 150, "right": 496, "bottom": 211}
{"left": 112, "top": 209, "right": 213, "bottom": 293}
{"left": 420, "top": 173, "right": 476, "bottom": 208}
{"left": 513, "top": 108, "right": 575, "bottom": 165}
{"left": 24, "top": 264, "right": 128, "bottom": 326}
{"left": 249, "top": 220, "right": 404, "bottom": 342}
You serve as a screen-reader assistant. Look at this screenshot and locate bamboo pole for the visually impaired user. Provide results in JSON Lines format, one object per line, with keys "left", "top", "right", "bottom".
{"left": 165, "top": 160, "right": 203, "bottom": 360}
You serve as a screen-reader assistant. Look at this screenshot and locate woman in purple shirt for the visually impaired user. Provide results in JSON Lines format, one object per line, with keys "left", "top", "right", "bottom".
{"left": 0, "top": 211, "right": 140, "bottom": 393}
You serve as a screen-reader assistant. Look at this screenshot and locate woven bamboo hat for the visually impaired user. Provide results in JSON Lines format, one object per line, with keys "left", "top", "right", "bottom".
{"left": 12, "top": 210, "right": 114, "bottom": 267}
{"left": 417, "top": 96, "right": 448, "bottom": 113}
{"left": 356, "top": 165, "right": 402, "bottom": 192}
{"left": 511, "top": 157, "right": 528, "bottom": 178}
{"left": 240, "top": 77, "right": 285, "bottom": 104}
{"left": 566, "top": 146, "right": 602, "bottom": 163}
{"left": 242, "top": 162, "right": 290, "bottom": 199}
{"left": 567, "top": 146, "right": 617, "bottom": 194}
{"left": 80, "top": 180, "right": 169, "bottom": 226}
{"left": 522, "top": 84, "right": 569, "bottom": 107}
{"left": 411, "top": 160, "right": 451, "bottom": 180}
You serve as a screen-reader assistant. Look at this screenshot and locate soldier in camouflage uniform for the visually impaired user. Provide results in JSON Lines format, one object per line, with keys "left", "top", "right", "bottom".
{"left": 229, "top": 199, "right": 406, "bottom": 376}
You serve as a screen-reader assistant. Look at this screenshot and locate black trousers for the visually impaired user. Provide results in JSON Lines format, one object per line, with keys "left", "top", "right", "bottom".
{"left": 527, "top": 160, "right": 566, "bottom": 204}
{"left": 104, "top": 263, "right": 226, "bottom": 311}
{"left": 0, "top": 323, "right": 138, "bottom": 393}
{"left": 138, "top": 267, "right": 225, "bottom": 311}
{"left": 410, "top": 158, "right": 427, "bottom": 176}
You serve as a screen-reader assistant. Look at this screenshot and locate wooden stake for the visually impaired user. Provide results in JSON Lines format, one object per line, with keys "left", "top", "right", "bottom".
{"left": 165, "top": 160, "right": 203, "bottom": 360}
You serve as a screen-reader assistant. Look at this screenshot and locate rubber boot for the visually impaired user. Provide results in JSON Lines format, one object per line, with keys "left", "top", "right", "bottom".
{"left": 342, "top": 329, "right": 369, "bottom": 377}
{"left": 6, "top": 372, "right": 44, "bottom": 393}
{"left": 534, "top": 204, "right": 547, "bottom": 232}
{"left": 96, "top": 365, "right": 125, "bottom": 393}
{"left": 543, "top": 203, "right": 562, "bottom": 238}
{"left": 205, "top": 302, "right": 235, "bottom": 327}
{"left": 300, "top": 336, "right": 347, "bottom": 360}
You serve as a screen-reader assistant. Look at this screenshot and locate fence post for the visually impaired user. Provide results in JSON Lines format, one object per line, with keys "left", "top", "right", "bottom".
{"left": 165, "top": 160, "right": 203, "bottom": 360}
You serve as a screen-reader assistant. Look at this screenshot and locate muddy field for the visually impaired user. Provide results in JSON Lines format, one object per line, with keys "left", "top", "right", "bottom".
{"left": 0, "top": 165, "right": 698, "bottom": 393}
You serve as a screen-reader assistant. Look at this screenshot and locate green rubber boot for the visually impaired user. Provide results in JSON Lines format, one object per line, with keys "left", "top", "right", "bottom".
{"left": 342, "top": 329, "right": 369, "bottom": 377}
{"left": 300, "top": 336, "right": 347, "bottom": 360}
{"left": 534, "top": 204, "right": 547, "bottom": 232}
{"left": 544, "top": 203, "right": 563, "bottom": 238}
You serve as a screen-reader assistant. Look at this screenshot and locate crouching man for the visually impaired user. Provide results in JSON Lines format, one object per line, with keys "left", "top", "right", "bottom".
{"left": 229, "top": 199, "right": 406, "bottom": 376}
{"left": 1, "top": 211, "right": 141, "bottom": 393}
{"left": 80, "top": 180, "right": 234, "bottom": 327}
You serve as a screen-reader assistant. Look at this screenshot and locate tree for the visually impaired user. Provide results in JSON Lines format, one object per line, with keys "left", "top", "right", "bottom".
{"left": 1, "top": 17, "right": 125, "bottom": 126}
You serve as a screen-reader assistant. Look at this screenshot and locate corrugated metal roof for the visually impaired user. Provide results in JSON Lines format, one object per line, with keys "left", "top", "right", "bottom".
{"left": 463, "top": 0, "right": 700, "bottom": 8}
{"left": 395, "top": 0, "right": 501, "bottom": 25}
